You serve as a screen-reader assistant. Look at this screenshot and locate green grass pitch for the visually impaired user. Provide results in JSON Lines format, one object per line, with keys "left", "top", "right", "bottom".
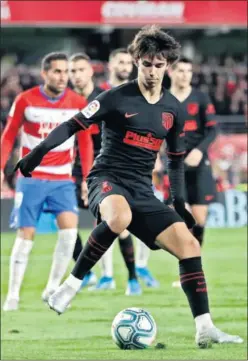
{"left": 1, "top": 228, "right": 247, "bottom": 360}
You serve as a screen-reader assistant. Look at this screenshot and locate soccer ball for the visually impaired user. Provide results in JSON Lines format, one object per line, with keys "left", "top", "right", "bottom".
{"left": 111, "top": 307, "right": 157, "bottom": 349}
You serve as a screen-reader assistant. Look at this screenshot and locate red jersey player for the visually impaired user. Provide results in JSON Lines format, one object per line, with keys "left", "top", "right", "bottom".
{"left": 1, "top": 52, "right": 93, "bottom": 311}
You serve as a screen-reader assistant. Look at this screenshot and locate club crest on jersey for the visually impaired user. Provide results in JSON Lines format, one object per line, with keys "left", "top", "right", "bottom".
{"left": 101, "top": 181, "right": 113, "bottom": 194}
{"left": 187, "top": 103, "right": 199, "bottom": 116}
{"left": 81, "top": 100, "right": 100, "bottom": 119}
{"left": 162, "top": 113, "right": 174, "bottom": 130}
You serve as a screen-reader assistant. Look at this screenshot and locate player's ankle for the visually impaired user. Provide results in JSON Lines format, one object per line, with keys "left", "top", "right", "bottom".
{"left": 195, "top": 313, "right": 214, "bottom": 331}
{"left": 66, "top": 274, "right": 82, "bottom": 291}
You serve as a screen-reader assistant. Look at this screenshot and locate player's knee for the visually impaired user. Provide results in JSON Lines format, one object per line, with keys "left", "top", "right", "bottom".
{"left": 182, "top": 236, "right": 201, "bottom": 257}
{"left": 18, "top": 227, "right": 36, "bottom": 240}
{"left": 107, "top": 211, "right": 132, "bottom": 234}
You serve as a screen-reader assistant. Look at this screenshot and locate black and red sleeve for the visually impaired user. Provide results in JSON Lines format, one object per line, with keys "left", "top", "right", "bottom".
{"left": 165, "top": 104, "right": 186, "bottom": 201}
{"left": 197, "top": 93, "right": 218, "bottom": 153}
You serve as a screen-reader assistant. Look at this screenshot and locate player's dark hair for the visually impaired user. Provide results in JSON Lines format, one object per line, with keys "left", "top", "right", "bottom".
{"left": 109, "top": 48, "right": 128, "bottom": 61}
{"left": 69, "top": 52, "right": 91, "bottom": 63}
{"left": 128, "top": 25, "right": 181, "bottom": 65}
{"left": 41, "top": 52, "right": 68, "bottom": 71}
{"left": 171, "top": 56, "right": 193, "bottom": 69}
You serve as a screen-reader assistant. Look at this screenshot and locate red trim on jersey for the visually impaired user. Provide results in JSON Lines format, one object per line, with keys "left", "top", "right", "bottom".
{"left": 206, "top": 120, "right": 217, "bottom": 127}
{"left": 166, "top": 151, "right": 186, "bottom": 156}
{"left": 73, "top": 116, "right": 87, "bottom": 130}
{"left": 183, "top": 120, "right": 198, "bottom": 132}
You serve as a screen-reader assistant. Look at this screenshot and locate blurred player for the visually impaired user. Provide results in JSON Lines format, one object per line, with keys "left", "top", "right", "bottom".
{"left": 168, "top": 57, "right": 218, "bottom": 287}
{"left": 98, "top": 48, "right": 159, "bottom": 291}
{"left": 1, "top": 52, "right": 93, "bottom": 311}
{"left": 69, "top": 51, "right": 143, "bottom": 295}
{"left": 15, "top": 26, "right": 242, "bottom": 346}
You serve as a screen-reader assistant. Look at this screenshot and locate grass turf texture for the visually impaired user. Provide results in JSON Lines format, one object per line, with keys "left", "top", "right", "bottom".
{"left": 1, "top": 228, "right": 247, "bottom": 360}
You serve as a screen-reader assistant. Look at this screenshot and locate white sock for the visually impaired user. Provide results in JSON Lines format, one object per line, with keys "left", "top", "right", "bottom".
{"left": 45, "top": 228, "right": 77, "bottom": 291}
{"left": 7, "top": 238, "right": 33, "bottom": 300}
{"left": 195, "top": 313, "right": 214, "bottom": 331}
{"left": 136, "top": 239, "right": 150, "bottom": 268}
{"left": 100, "top": 243, "right": 114, "bottom": 278}
{"left": 65, "top": 273, "right": 82, "bottom": 292}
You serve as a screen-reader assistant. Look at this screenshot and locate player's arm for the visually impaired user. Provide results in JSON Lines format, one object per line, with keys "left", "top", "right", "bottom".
{"left": 1, "top": 94, "right": 25, "bottom": 182}
{"left": 14, "top": 91, "right": 112, "bottom": 177}
{"left": 77, "top": 129, "right": 94, "bottom": 181}
{"left": 197, "top": 94, "right": 218, "bottom": 153}
{"left": 166, "top": 105, "right": 195, "bottom": 228}
{"left": 165, "top": 106, "right": 186, "bottom": 202}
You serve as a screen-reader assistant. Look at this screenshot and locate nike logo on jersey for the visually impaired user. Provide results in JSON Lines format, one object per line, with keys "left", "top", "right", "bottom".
{"left": 125, "top": 112, "right": 138, "bottom": 118}
{"left": 197, "top": 281, "right": 206, "bottom": 286}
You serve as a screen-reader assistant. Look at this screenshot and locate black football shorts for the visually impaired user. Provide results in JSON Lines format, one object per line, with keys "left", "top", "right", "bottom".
{"left": 185, "top": 158, "right": 217, "bottom": 205}
{"left": 88, "top": 174, "right": 183, "bottom": 250}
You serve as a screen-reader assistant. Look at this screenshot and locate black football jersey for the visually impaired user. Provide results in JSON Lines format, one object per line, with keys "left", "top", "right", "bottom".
{"left": 179, "top": 88, "right": 217, "bottom": 155}
{"left": 73, "top": 80, "right": 185, "bottom": 184}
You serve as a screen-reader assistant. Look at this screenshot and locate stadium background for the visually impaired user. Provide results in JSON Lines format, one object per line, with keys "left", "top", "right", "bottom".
{"left": 1, "top": 1, "right": 247, "bottom": 360}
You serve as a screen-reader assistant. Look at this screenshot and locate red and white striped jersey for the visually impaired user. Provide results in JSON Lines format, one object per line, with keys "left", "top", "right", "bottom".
{"left": 1, "top": 86, "right": 93, "bottom": 181}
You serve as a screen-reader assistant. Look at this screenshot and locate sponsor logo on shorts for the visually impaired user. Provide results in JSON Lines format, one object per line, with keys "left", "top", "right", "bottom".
{"left": 81, "top": 100, "right": 100, "bottom": 119}
{"left": 101, "top": 181, "right": 113, "bottom": 193}
{"left": 162, "top": 112, "right": 174, "bottom": 130}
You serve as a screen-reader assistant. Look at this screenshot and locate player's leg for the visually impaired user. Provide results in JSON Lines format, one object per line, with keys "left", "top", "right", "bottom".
{"left": 155, "top": 222, "right": 243, "bottom": 346}
{"left": 73, "top": 181, "right": 97, "bottom": 289}
{"left": 3, "top": 178, "right": 46, "bottom": 311}
{"left": 136, "top": 184, "right": 161, "bottom": 288}
{"left": 42, "top": 181, "right": 78, "bottom": 301}
{"left": 47, "top": 178, "right": 132, "bottom": 314}
{"left": 118, "top": 230, "right": 142, "bottom": 296}
{"left": 89, "top": 244, "right": 116, "bottom": 291}
{"left": 191, "top": 205, "right": 208, "bottom": 246}
{"left": 135, "top": 240, "right": 159, "bottom": 287}
{"left": 91, "top": 229, "right": 141, "bottom": 295}
{"left": 191, "top": 162, "right": 216, "bottom": 247}
{"left": 128, "top": 190, "right": 243, "bottom": 347}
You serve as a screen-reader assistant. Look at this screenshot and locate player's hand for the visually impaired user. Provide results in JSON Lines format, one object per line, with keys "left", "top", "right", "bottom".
{"left": 81, "top": 180, "right": 88, "bottom": 207}
{"left": 173, "top": 197, "right": 196, "bottom": 229}
{"left": 13, "top": 148, "right": 44, "bottom": 177}
{"left": 184, "top": 148, "right": 203, "bottom": 167}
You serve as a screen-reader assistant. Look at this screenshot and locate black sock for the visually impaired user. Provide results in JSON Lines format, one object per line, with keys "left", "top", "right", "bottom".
{"left": 119, "top": 234, "right": 136, "bottom": 280}
{"left": 73, "top": 233, "right": 91, "bottom": 277}
{"left": 73, "top": 233, "right": 83, "bottom": 262}
{"left": 193, "top": 225, "right": 205, "bottom": 247}
{"left": 72, "top": 221, "right": 118, "bottom": 280}
{"left": 179, "top": 257, "right": 210, "bottom": 318}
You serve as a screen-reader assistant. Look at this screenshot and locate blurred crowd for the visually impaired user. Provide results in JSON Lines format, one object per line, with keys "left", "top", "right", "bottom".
{"left": 1, "top": 54, "right": 247, "bottom": 133}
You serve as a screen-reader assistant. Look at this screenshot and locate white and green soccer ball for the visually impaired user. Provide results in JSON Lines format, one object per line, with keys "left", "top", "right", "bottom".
{"left": 111, "top": 307, "right": 157, "bottom": 349}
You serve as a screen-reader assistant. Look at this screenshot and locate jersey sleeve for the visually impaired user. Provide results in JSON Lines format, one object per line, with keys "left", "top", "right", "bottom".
{"left": 197, "top": 93, "right": 218, "bottom": 152}
{"left": 72, "top": 90, "right": 113, "bottom": 131}
{"left": 77, "top": 129, "right": 94, "bottom": 180}
{"left": 165, "top": 104, "right": 186, "bottom": 202}
{"left": 166, "top": 105, "right": 186, "bottom": 156}
{"left": 1, "top": 94, "right": 26, "bottom": 170}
